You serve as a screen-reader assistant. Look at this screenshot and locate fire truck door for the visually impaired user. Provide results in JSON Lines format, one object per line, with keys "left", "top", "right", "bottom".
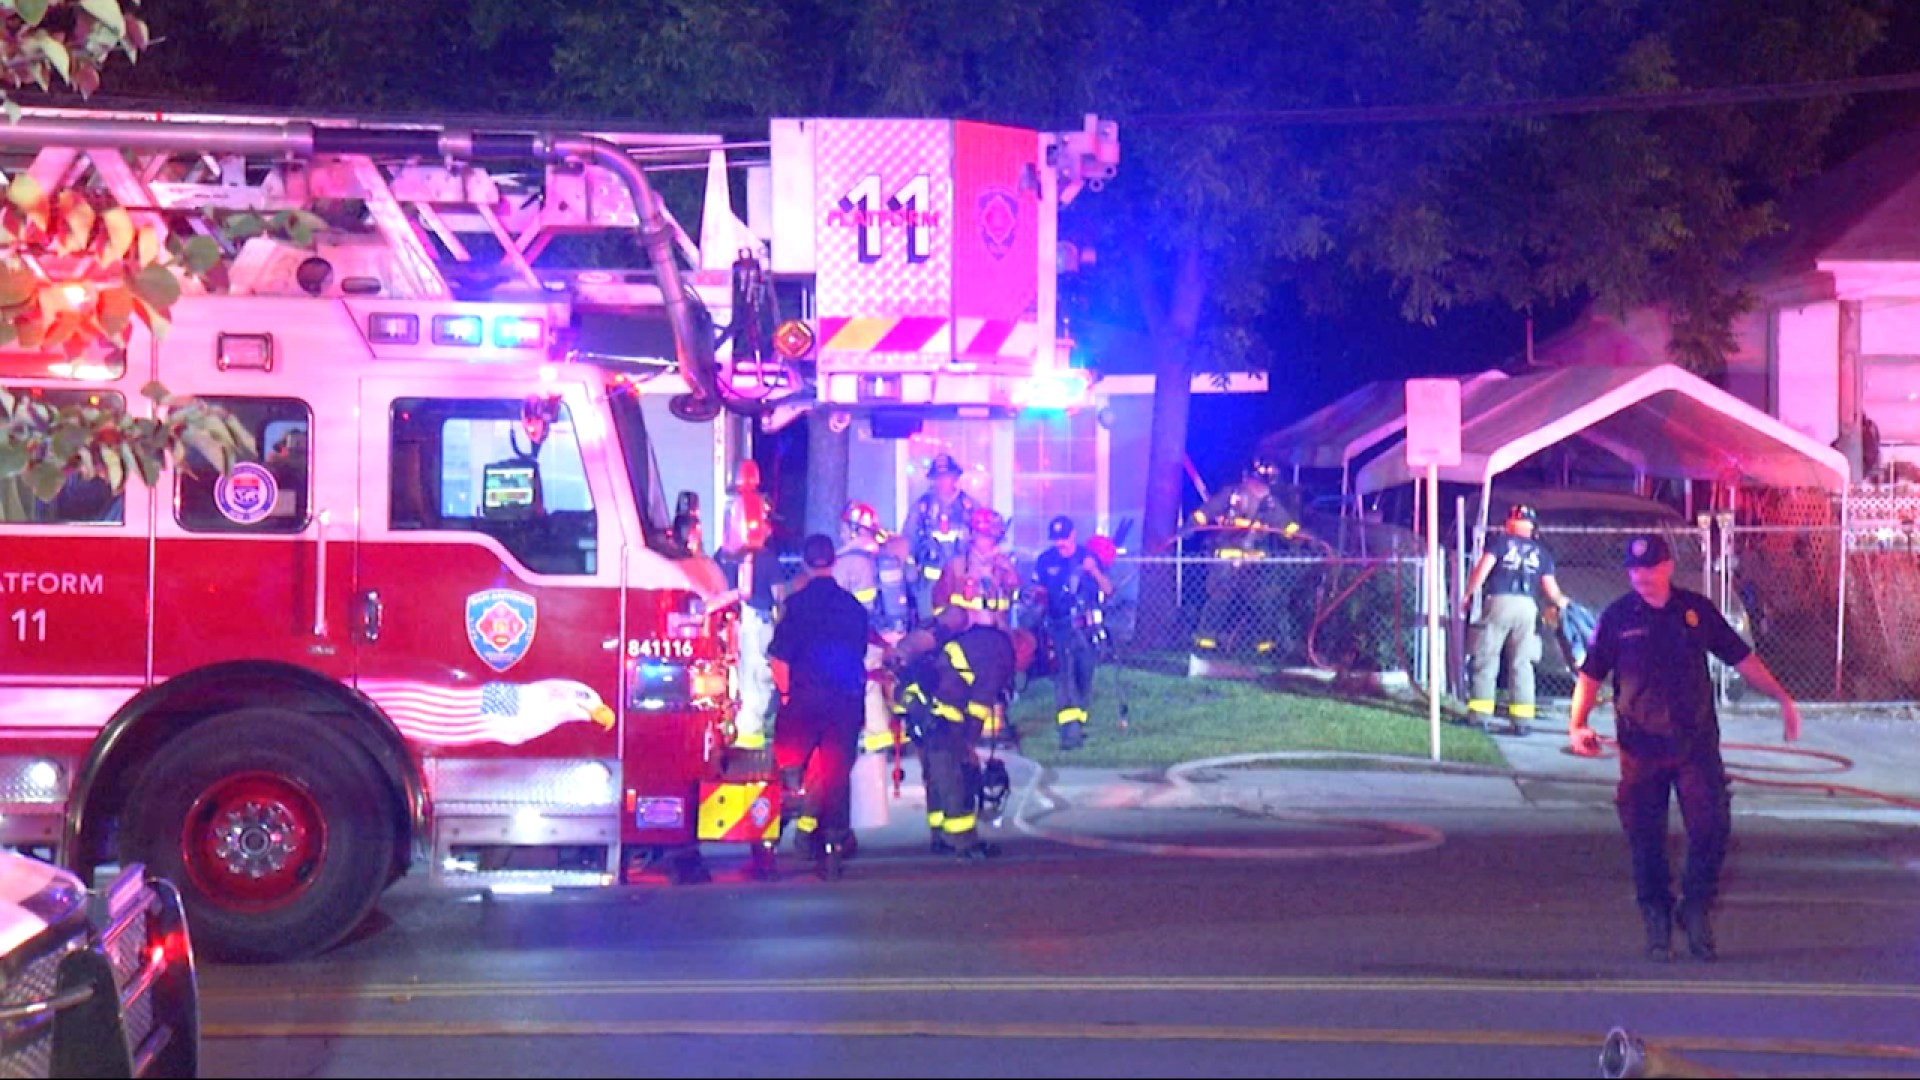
{"left": 151, "top": 393, "right": 356, "bottom": 682}
{"left": 353, "top": 378, "right": 625, "bottom": 757}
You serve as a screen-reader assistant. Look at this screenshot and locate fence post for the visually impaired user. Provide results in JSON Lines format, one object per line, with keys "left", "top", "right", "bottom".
{"left": 1836, "top": 491, "right": 1850, "bottom": 701}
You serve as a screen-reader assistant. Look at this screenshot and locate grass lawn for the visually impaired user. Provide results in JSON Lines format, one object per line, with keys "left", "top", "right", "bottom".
{"left": 1008, "top": 664, "right": 1505, "bottom": 770}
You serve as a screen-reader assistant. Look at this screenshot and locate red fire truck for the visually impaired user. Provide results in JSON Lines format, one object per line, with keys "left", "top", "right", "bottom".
{"left": 0, "top": 108, "right": 1114, "bottom": 963}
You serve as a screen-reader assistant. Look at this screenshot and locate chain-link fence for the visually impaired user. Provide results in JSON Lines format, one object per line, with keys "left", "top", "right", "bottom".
{"left": 1097, "top": 551, "right": 1432, "bottom": 682}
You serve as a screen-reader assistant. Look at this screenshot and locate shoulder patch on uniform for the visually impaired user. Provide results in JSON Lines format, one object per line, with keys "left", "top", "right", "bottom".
{"left": 1684, "top": 608, "right": 1700, "bottom": 628}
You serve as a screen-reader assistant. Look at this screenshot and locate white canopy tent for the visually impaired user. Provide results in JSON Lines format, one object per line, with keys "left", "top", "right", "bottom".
{"left": 1350, "top": 363, "right": 1854, "bottom": 693}
{"left": 1352, "top": 363, "right": 1850, "bottom": 496}
{"left": 1259, "top": 370, "right": 1508, "bottom": 497}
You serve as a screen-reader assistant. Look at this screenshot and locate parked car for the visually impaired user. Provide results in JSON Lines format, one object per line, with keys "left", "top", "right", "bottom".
{"left": 0, "top": 855, "right": 198, "bottom": 1078}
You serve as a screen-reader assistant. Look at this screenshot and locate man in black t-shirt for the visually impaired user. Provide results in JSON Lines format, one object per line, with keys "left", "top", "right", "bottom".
{"left": 768, "top": 535, "right": 872, "bottom": 879}
{"left": 1460, "top": 504, "right": 1573, "bottom": 735}
{"left": 1569, "top": 533, "right": 1800, "bottom": 963}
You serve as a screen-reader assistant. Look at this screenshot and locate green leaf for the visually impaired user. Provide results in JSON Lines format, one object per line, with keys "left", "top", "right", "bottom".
{"left": 16, "top": 0, "right": 48, "bottom": 28}
{"left": 3, "top": 99, "right": 20, "bottom": 127}
{"left": 139, "top": 380, "right": 170, "bottom": 405}
{"left": 0, "top": 440, "right": 24, "bottom": 478}
{"left": 0, "top": 476, "right": 28, "bottom": 523}
{"left": 0, "top": 262, "right": 36, "bottom": 308}
{"left": 136, "top": 451, "right": 159, "bottom": 487}
{"left": 100, "top": 443, "right": 122, "bottom": 490}
{"left": 129, "top": 263, "right": 180, "bottom": 309}
{"left": 5, "top": 174, "right": 43, "bottom": 213}
{"left": 118, "top": 443, "right": 138, "bottom": 488}
{"left": 50, "top": 423, "right": 87, "bottom": 462}
{"left": 26, "top": 459, "right": 63, "bottom": 501}
{"left": 220, "top": 213, "right": 267, "bottom": 242}
{"left": 79, "top": 0, "right": 127, "bottom": 37}
{"left": 286, "top": 210, "right": 328, "bottom": 248}
{"left": 32, "top": 33, "right": 70, "bottom": 84}
{"left": 182, "top": 234, "right": 221, "bottom": 275}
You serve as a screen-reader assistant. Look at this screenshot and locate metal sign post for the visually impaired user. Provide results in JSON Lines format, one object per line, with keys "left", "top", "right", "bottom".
{"left": 1405, "top": 379, "right": 1463, "bottom": 763}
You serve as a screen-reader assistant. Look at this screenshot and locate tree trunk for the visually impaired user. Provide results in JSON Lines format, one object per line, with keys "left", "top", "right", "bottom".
{"left": 805, "top": 410, "right": 850, "bottom": 537}
{"left": 1140, "top": 247, "right": 1209, "bottom": 552}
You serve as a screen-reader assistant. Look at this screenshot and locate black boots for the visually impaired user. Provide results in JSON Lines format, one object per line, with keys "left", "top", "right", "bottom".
{"left": 1678, "top": 900, "right": 1717, "bottom": 962}
{"left": 1641, "top": 900, "right": 1716, "bottom": 962}
{"left": 1639, "top": 902, "right": 1674, "bottom": 963}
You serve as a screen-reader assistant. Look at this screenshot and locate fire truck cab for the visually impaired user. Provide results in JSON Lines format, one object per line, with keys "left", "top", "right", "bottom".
{"left": 0, "top": 113, "right": 767, "bottom": 963}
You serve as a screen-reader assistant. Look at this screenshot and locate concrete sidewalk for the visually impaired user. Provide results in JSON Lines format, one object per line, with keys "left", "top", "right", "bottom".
{"left": 1012, "top": 704, "right": 1920, "bottom": 829}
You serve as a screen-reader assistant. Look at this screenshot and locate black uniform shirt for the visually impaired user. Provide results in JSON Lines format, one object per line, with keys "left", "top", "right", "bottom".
{"left": 1580, "top": 586, "right": 1750, "bottom": 757}
{"left": 1482, "top": 533, "right": 1554, "bottom": 598}
{"left": 1032, "top": 546, "right": 1100, "bottom": 624}
{"left": 768, "top": 576, "right": 870, "bottom": 705}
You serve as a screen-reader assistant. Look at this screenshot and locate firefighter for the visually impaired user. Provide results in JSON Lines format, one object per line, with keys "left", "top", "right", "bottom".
{"left": 768, "top": 534, "right": 871, "bottom": 880}
{"left": 835, "top": 501, "right": 913, "bottom": 766}
{"left": 718, "top": 461, "right": 779, "bottom": 750}
{"left": 895, "top": 623, "right": 1017, "bottom": 860}
{"left": 1028, "top": 515, "right": 1111, "bottom": 751}
{"left": 1189, "top": 456, "right": 1307, "bottom": 662}
{"left": 906, "top": 453, "right": 978, "bottom": 615}
{"left": 1460, "top": 504, "right": 1574, "bottom": 736}
{"left": 932, "top": 506, "right": 1020, "bottom": 633}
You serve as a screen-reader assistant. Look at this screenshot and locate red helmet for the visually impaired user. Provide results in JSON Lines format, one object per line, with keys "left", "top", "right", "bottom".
{"left": 1087, "top": 535, "right": 1118, "bottom": 569}
{"left": 968, "top": 506, "right": 1005, "bottom": 541}
{"left": 841, "top": 500, "right": 882, "bottom": 536}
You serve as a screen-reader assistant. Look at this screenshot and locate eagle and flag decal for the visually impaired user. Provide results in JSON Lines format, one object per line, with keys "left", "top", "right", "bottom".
{"left": 359, "top": 589, "right": 616, "bottom": 747}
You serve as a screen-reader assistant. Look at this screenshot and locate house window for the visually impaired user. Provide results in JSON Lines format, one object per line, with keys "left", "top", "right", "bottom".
{"left": 1010, "top": 409, "right": 1097, "bottom": 552}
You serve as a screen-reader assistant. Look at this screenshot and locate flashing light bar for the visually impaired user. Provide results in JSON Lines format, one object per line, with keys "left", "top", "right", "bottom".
{"left": 368, "top": 313, "right": 419, "bottom": 345}
{"left": 494, "top": 316, "right": 545, "bottom": 349}
{"left": 1013, "top": 369, "right": 1092, "bottom": 412}
{"left": 431, "top": 315, "right": 486, "bottom": 347}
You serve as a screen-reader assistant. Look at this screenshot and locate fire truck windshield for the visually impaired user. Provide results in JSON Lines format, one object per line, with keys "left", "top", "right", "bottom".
{"left": 606, "top": 384, "right": 678, "bottom": 552}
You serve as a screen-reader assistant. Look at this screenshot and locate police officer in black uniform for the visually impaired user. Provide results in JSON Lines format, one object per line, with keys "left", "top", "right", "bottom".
{"left": 1569, "top": 533, "right": 1800, "bottom": 962}
{"left": 1461, "top": 504, "right": 1574, "bottom": 735}
{"left": 1029, "top": 515, "right": 1111, "bottom": 751}
{"left": 768, "top": 534, "right": 873, "bottom": 880}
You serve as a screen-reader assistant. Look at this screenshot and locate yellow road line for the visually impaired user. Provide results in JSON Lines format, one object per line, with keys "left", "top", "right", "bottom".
{"left": 199, "top": 1018, "right": 1920, "bottom": 1064}
{"left": 203, "top": 974, "right": 1920, "bottom": 1003}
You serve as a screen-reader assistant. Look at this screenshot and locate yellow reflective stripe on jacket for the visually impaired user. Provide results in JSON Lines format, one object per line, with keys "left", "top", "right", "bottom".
{"left": 944, "top": 641, "right": 976, "bottom": 684}
{"left": 853, "top": 587, "right": 878, "bottom": 603}
{"left": 967, "top": 701, "right": 994, "bottom": 721}
{"left": 932, "top": 701, "right": 965, "bottom": 722}
{"left": 861, "top": 729, "right": 897, "bottom": 753}
{"left": 941, "top": 813, "right": 978, "bottom": 834}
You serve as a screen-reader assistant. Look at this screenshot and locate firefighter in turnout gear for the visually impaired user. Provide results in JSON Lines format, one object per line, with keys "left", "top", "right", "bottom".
{"left": 1461, "top": 504, "right": 1574, "bottom": 736}
{"left": 1189, "top": 456, "right": 1307, "bottom": 662}
{"left": 835, "top": 501, "right": 912, "bottom": 771}
{"left": 906, "top": 453, "right": 978, "bottom": 616}
{"left": 1028, "top": 515, "right": 1111, "bottom": 751}
{"left": 933, "top": 507, "right": 1019, "bottom": 634}
{"left": 717, "top": 460, "right": 778, "bottom": 750}
{"left": 894, "top": 624, "right": 1017, "bottom": 860}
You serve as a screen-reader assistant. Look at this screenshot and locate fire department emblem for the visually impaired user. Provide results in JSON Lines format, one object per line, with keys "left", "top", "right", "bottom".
{"left": 466, "top": 589, "right": 538, "bottom": 673}
{"left": 214, "top": 462, "right": 278, "bottom": 525}
{"left": 1685, "top": 608, "right": 1700, "bottom": 628}
{"left": 749, "top": 796, "right": 773, "bottom": 829}
{"left": 976, "top": 186, "right": 1019, "bottom": 260}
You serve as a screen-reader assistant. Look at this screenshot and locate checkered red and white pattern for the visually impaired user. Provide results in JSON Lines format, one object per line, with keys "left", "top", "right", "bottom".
{"left": 815, "top": 119, "right": 953, "bottom": 356}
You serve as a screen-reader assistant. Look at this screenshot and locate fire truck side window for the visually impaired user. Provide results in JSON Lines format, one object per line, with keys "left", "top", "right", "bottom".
{"left": 0, "top": 388, "right": 126, "bottom": 525}
{"left": 389, "top": 397, "right": 598, "bottom": 576}
{"left": 175, "top": 397, "right": 312, "bottom": 534}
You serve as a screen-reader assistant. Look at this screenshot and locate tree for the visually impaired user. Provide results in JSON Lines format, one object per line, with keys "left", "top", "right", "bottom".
{"left": 1074, "top": 0, "right": 1888, "bottom": 549}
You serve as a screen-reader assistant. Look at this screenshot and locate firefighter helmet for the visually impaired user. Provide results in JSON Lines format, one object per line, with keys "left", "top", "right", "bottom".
{"left": 927, "top": 453, "right": 964, "bottom": 480}
{"left": 1087, "top": 534, "right": 1119, "bottom": 569}
{"left": 1508, "top": 503, "right": 1539, "bottom": 524}
{"left": 1248, "top": 456, "right": 1282, "bottom": 485}
{"left": 968, "top": 506, "right": 1006, "bottom": 541}
{"left": 732, "top": 459, "right": 762, "bottom": 490}
{"left": 841, "top": 500, "right": 883, "bottom": 537}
